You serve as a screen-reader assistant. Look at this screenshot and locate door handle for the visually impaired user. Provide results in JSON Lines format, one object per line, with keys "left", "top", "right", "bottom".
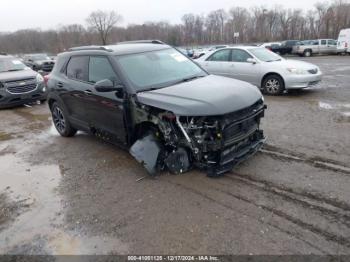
{"left": 57, "top": 82, "right": 63, "bottom": 88}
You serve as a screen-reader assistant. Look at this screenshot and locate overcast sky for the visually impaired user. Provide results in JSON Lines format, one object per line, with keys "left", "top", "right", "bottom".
{"left": 1, "top": 0, "right": 320, "bottom": 32}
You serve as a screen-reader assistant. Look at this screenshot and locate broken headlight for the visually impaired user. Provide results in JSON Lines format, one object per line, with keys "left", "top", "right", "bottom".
{"left": 180, "top": 116, "right": 221, "bottom": 144}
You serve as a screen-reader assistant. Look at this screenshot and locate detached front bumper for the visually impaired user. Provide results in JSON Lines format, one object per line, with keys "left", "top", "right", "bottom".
{"left": 284, "top": 72, "right": 323, "bottom": 89}
{"left": 0, "top": 84, "right": 47, "bottom": 109}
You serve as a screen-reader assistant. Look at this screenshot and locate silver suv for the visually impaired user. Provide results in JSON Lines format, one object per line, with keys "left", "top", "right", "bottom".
{"left": 293, "top": 39, "right": 339, "bottom": 57}
{"left": 0, "top": 55, "right": 47, "bottom": 108}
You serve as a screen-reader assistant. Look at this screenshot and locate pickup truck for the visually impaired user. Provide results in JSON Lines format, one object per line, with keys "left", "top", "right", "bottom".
{"left": 292, "top": 39, "right": 339, "bottom": 57}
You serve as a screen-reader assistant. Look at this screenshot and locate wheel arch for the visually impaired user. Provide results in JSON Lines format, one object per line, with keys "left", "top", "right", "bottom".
{"left": 261, "top": 72, "right": 285, "bottom": 89}
{"left": 131, "top": 121, "right": 161, "bottom": 144}
{"left": 48, "top": 98, "right": 57, "bottom": 110}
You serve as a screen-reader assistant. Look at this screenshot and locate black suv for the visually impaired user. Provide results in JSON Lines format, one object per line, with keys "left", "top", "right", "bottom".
{"left": 0, "top": 55, "right": 47, "bottom": 108}
{"left": 275, "top": 40, "right": 300, "bottom": 55}
{"left": 23, "top": 53, "right": 55, "bottom": 72}
{"left": 47, "top": 40, "right": 266, "bottom": 176}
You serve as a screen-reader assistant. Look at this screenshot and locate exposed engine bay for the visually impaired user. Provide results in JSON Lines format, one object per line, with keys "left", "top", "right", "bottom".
{"left": 130, "top": 98, "right": 266, "bottom": 177}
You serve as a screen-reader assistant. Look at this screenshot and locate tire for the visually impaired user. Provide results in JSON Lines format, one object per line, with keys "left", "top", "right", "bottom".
{"left": 262, "top": 74, "right": 285, "bottom": 96}
{"left": 303, "top": 50, "right": 312, "bottom": 57}
{"left": 50, "top": 102, "right": 77, "bottom": 137}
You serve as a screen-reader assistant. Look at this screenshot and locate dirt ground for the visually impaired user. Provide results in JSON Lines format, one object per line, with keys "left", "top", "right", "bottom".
{"left": 0, "top": 56, "right": 349, "bottom": 255}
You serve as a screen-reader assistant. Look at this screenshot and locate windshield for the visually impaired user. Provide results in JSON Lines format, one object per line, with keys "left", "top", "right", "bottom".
{"left": 248, "top": 48, "right": 282, "bottom": 62}
{"left": 116, "top": 48, "right": 206, "bottom": 91}
{"left": 0, "top": 58, "right": 27, "bottom": 72}
{"left": 30, "top": 54, "right": 50, "bottom": 61}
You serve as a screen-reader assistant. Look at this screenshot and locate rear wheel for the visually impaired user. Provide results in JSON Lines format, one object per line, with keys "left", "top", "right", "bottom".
{"left": 51, "top": 102, "right": 77, "bottom": 137}
{"left": 262, "top": 75, "right": 285, "bottom": 96}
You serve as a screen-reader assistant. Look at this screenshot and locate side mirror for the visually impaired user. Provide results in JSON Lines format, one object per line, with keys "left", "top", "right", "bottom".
{"left": 94, "top": 79, "right": 124, "bottom": 98}
{"left": 247, "top": 58, "right": 257, "bottom": 64}
{"left": 28, "top": 59, "right": 33, "bottom": 62}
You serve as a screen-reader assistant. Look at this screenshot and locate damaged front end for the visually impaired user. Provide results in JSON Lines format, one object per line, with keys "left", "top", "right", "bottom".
{"left": 130, "top": 98, "right": 266, "bottom": 177}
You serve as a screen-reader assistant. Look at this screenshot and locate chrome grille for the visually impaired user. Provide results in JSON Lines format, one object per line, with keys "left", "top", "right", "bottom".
{"left": 5, "top": 78, "right": 37, "bottom": 94}
{"left": 42, "top": 62, "right": 54, "bottom": 71}
{"left": 7, "top": 84, "right": 37, "bottom": 94}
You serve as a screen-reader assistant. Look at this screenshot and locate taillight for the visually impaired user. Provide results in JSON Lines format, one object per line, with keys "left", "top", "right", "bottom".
{"left": 345, "top": 43, "right": 348, "bottom": 48}
{"left": 44, "top": 75, "right": 50, "bottom": 86}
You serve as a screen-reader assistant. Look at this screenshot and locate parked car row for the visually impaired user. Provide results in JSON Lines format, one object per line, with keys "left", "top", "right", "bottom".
{"left": 0, "top": 39, "right": 328, "bottom": 177}
{"left": 292, "top": 39, "right": 340, "bottom": 56}
{"left": 260, "top": 29, "right": 350, "bottom": 56}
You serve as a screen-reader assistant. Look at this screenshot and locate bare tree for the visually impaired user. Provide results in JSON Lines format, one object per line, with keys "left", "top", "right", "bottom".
{"left": 228, "top": 7, "right": 250, "bottom": 43}
{"left": 86, "top": 10, "right": 122, "bottom": 45}
{"left": 1, "top": 0, "right": 350, "bottom": 54}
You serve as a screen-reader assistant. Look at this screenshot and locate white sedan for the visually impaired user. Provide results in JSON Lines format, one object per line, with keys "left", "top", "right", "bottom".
{"left": 196, "top": 46, "right": 323, "bottom": 95}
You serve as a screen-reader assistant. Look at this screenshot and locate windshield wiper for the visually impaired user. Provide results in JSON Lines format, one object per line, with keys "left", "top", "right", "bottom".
{"left": 173, "top": 75, "right": 206, "bottom": 85}
{"left": 137, "top": 75, "right": 206, "bottom": 93}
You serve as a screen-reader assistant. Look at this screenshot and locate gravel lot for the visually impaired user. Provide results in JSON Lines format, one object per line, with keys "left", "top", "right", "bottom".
{"left": 0, "top": 56, "right": 349, "bottom": 255}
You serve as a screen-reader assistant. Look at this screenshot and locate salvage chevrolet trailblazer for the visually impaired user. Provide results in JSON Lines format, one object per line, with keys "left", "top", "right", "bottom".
{"left": 47, "top": 40, "right": 266, "bottom": 177}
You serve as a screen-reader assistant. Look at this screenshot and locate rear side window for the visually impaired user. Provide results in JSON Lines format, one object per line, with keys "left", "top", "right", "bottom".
{"left": 66, "top": 56, "right": 89, "bottom": 81}
{"left": 328, "top": 40, "right": 337, "bottom": 45}
{"left": 321, "top": 40, "right": 327, "bottom": 45}
{"left": 231, "top": 49, "right": 253, "bottom": 62}
{"left": 207, "top": 49, "right": 231, "bottom": 62}
{"left": 89, "top": 56, "right": 118, "bottom": 83}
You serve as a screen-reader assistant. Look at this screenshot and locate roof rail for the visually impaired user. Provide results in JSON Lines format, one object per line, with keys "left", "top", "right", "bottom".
{"left": 68, "top": 45, "right": 113, "bottom": 52}
{"left": 117, "top": 40, "right": 165, "bottom": 45}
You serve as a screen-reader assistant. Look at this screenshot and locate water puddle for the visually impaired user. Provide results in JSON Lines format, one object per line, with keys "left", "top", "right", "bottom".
{"left": 319, "top": 101, "right": 350, "bottom": 110}
{"left": 318, "top": 101, "right": 350, "bottom": 122}
{"left": 0, "top": 131, "right": 128, "bottom": 254}
{"left": 333, "top": 66, "right": 350, "bottom": 72}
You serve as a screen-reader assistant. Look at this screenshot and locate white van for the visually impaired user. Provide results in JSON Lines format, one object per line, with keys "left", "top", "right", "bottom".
{"left": 337, "top": 28, "right": 350, "bottom": 54}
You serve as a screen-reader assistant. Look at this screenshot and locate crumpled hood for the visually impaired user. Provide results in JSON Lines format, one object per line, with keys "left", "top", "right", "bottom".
{"left": 136, "top": 75, "right": 262, "bottom": 116}
{"left": 273, "top": 59, "right": 319, "bottom": 70}
{"left": 0, "top": 69, "right": 37, "bottom": 82}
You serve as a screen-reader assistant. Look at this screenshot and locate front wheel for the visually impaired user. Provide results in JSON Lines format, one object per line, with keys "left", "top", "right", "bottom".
{"left": 303, "top": 50, "right": 312, "bottom": 57}
{"left": 51, "top": 102, "right": 77, "bottom": 137}
{"left": 262, "top": 75, "right": 285, "bottom": 96}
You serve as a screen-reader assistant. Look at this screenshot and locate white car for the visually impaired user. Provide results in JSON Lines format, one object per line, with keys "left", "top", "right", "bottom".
{"left": 196, "top": 46, "right": 323, "bottom": 95}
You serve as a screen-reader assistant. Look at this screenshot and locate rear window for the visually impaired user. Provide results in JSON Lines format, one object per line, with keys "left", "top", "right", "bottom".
{"left": 66, "top": 56, "right": 89, "bottom": 81}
